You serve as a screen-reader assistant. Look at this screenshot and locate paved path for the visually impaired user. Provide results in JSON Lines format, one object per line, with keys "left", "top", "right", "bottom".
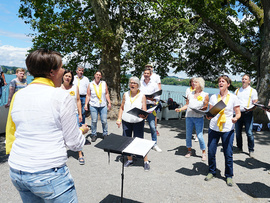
{"left": 0, "top": 118, "right": 270, "bottom": 203}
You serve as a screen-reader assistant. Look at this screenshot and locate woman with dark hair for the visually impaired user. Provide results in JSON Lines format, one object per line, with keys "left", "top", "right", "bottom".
{"left": 204, "top": 75, "right": 241, "bottom": 186}
{"left": 84, "top": 70, "right": 111, "bottom": 142}
{"left": 6, "top": 49, "right": 89, "bottom": 202}
{"left": 61, "top": 70, "right": 85, "bottom": 165}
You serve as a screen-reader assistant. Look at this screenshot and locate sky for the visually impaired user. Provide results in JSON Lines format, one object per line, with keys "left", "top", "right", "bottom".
{"left": 0, "top": 1, "right": 242, "bottom": 80}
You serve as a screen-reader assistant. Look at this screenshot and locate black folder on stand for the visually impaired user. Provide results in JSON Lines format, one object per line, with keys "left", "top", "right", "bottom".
{"left": 95, "top": 133, "right": 155, "bottom": 157}
{"left": 95, "top": 133, "right": 156, "bottom": 203}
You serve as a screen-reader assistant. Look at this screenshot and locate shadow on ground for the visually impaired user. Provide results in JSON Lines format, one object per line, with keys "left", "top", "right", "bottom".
{"left": 100, "top": 194, "right": 142, "bottom": 203}
{"left": 237, "top": 182, "right": 270, "bottom": 199}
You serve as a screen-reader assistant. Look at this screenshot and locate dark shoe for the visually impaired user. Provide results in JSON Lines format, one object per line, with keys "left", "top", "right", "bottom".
{"left": 234, "top": 147, "right": 243, "bottom": 153}
{"left": 124, "top": 160, "right": 133, "bottom": 167}
{"left": 91, "top": 135, "right": 97, "bottom": 142}
{"left": 144, "top": 162, "right": 150, "bottom": 171}
{"left": 78, "top": 157, "right": 85, "bottom": 165}
{"left": 204, "top": 173, "right": 214, "bottom": 181}
{"left": 226, "top": 177, "right": 233, "bottom": 186}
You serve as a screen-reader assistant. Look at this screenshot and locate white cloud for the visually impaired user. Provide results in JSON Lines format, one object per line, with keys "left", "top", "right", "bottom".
{"left": 0, "top": 45, "right": 30, "bottom": 68}
{"left": 0, "top": 29, "right": 32, "bottom": 41}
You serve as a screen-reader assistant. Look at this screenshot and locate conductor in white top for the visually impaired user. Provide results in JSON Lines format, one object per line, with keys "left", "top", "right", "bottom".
{"left": 6, "top": 49, "right": 89, "bottom": 202}
{"left": 116, "top": 76, "right": 150, "bottom": 171}
{"left": 234, "top": 74, "right": 258, "bottom": 157}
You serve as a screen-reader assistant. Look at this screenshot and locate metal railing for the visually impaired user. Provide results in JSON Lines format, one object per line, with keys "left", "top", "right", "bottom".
{"left": 161, "top": 90, "right": 186, "bottom": 104}
{"left": 0, "top": 85, "right": 8, "bottom": 106}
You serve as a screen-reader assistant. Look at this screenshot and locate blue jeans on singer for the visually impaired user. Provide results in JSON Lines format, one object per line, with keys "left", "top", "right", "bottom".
{"left": 10, "top": 165, "right": 78, "bottom": 203}
{"left": 80, "top": 96, "right": 86, "bottom": 126}
{"left": 235, "top": 111, "right": 254, "bottom": 152}
{"left": 186, "top": 117, "right": 206, "bottom": 150}
{"left": 90, "top": 106, "right": 108, "bottom": 136}
{"left": 146, "top": 104, "right": 157, "bottom": 144}
{"left": 208, "top": 129, "right": 234, "bottom": 178}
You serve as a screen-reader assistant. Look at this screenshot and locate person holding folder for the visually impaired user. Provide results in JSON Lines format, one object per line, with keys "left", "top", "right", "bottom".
{"left": 140, "top": 68, "right": 162, "bottom": 152}
{"left": 234, "top": 74, "right": 258, "bottom": 158}
{"left": 175, "top": 77, "right": 209, "bottom": 161}
{"left": 205, "top": 75, "right": 240, "bottom": 186}
{"left": 116, "top": 76, "right": 150, "bottom": 171}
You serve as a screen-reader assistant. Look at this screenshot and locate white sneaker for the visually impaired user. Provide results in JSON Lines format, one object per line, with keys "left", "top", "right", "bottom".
{"left": 194, "top": 137, "right": 199, "bottom": 142}
{"left": 152, "top": 145, "right": 162, "bottom": 152}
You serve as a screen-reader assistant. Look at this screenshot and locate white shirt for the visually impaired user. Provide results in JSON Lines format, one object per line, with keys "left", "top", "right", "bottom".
{"left": 62, "top": 84, "right": 78, "bottom": 114}
{"left": 73, "top": 75, "right": 89, "bottom": 95}
{"left": 141, "top": 73, "right": 161, "bottom": 84}
{"left": 140, "top": 80, "right": 160, "bottom": 105}
{"left": 186, "top": 91, "right": 208, "bottom": 118}
{"left": 8, "top": 84, "right": 85, "bottom": 172}
{"left": 122, "top": 91, "right": 144, "bottom": 123}
{"left": 185, "top": 87, "right": 195, "bottom": 97}
{"left": 234, "top": 85, "right": 258, "bottom": 112}
{"left": 89, "top": 80, "right": 107, "bottom": 107}
{"left": 209, "top": 93, "right": 240, "bottom": 132}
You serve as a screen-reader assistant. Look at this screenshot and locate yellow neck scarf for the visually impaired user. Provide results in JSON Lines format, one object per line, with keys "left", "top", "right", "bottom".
{"left": 217, "top": 93, "right": 230, "bottom": 131}
{"left": 93, "top": 82, "right": 102, "bottom": 103}
{"left": 130, "top": 90, "right": 140, "bottom": 104}
{"left": 30, "top": 77, "right": 55, "bottom": 87}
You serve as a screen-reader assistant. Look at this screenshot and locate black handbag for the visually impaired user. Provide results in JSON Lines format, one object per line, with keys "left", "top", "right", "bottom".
{"left": 0, "top": 76, "right": 4, "bottom": 86}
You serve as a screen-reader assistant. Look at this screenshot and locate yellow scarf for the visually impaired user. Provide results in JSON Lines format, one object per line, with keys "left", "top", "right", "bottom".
{"left": 217, "top": 94, "right": 230, "bottom": 131}
{"left": 77, "top": 76, "right": 82, "bottom": 87}
{"left": 6, "top": 77, "right": 55, "bottom": 154}
{"left": 129, "top": 90, "right": 140, "bottom": 104}
{"left": 93, "top": 82, "right": 102, "bottom": 103}
{"left": 30, "top": 77, "right": 55, "bottom": 87}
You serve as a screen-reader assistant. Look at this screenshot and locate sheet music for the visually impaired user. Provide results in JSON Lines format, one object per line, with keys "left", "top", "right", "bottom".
{"left": 147, "top": 105, "right": 158, "bottom": 113}
{"left": 267, "top": 112, "right": 270, "bottom": 121}
{"left": 122, "top": 137, "right": 155, "bottom": 157}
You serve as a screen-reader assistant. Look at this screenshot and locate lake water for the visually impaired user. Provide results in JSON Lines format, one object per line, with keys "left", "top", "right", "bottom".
{"left": 0, "top": 74, "right": 219, "bottom": 106}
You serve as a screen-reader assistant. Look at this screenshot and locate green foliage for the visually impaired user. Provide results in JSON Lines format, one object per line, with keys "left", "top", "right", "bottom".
{"left": 0, "top": 66, "right": 28, "bottom": 74}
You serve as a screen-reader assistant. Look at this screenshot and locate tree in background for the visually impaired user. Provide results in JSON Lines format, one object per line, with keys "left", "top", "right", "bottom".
{"left": 18, "top": 0, "right": 270, "bottom": 124}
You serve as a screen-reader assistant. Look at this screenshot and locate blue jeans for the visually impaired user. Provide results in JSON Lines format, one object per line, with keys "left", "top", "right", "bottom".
{"left": 10, "top": 165, "right": 78, "bottom": 203}
{"left": 90, "top": 106, "right": 108, "bottom": 136}
{"left": 186, "top": 117, "right": 206, "bottom": 150}
{"left": 122, "top": 120, "right": 145, "bottom": 138}
{"left": 146, "top": 108, "right": 157, "bottom": 143}
{"left": 80, "top": 96, "right": 86, "bottom": 126}
{"left": 235, "top": 111, "right": 254, "bottom": 152}
{"left": 208, "top": 129, "right": 234, "bottom": 178}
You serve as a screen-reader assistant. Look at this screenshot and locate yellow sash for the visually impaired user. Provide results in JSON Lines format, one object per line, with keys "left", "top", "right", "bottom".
{"left": 93, "top": 82, "right": 102, "bottom": 103}
{"left": 77, "top": 77, "right": 81, "bottom": 87}
{"left": 236, "top": 88, "right": 252, "bottom": 108}
{"left": 30, "top": 77, "right": 55, "bottom": 87}
{"left": 129, "top": 90, "right": 140, "bottom": 104}
{"left": 217, "top": 94, "right": 230, "bottom": 131}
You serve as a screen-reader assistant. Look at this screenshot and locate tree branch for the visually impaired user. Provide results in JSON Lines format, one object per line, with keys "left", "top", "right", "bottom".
{"left": 200, "top": 16, "right": 255, "bottom": 64}
{"left": 238, "top": 0, "right": 264, "bottom": 27}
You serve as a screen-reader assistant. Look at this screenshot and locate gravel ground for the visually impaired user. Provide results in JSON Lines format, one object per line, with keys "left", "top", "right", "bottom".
{"left": 0, "top": 117, "right": 270, "bottom": 203}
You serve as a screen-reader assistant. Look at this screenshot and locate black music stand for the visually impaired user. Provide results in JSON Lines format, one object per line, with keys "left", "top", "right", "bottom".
{"left": 95, "top": 134, "right": 155, "bottom": 203}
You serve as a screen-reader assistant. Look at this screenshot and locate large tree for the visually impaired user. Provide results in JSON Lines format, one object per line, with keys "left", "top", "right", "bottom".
{"left": 19, "top": 0, "right": 270, "bottom": 125}
{"left": 128, "top": 0, "right": 270, "bottom": 125}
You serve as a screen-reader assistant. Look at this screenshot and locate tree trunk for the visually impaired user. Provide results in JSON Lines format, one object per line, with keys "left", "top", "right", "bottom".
{"left": 100, "top": 43, "right": 121, "bottom": 119}
{"left": 253, "top": 0, "right": 270, "bottom": 129}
